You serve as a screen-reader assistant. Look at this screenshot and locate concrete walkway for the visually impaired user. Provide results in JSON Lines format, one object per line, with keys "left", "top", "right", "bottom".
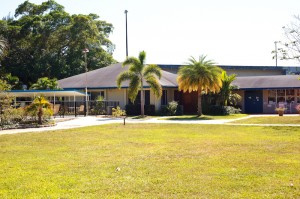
{"left": 1, "top": 114, "right": 300, "bottom": 135}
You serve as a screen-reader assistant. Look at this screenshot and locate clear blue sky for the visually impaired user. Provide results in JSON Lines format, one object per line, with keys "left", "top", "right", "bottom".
{"left": 1, "top": 0, "right": 300, "bottom": 66}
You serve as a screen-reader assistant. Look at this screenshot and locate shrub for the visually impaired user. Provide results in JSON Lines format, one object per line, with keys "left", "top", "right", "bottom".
{"left": 160, "top": 101, "right": 183, "bottom": 116}
{"left": 112, "top": 106, "right": 126, "bottom": 117}
{"left": 93, "top": 96, "right": 106, "bottom": 115}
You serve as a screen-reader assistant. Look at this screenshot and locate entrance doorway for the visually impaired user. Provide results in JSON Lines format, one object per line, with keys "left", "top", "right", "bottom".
{"left": 174, "top": 90, "right": 198, "bottom": 114}
{"left": 244, "top": 90, "right": 263, "bottom": 114}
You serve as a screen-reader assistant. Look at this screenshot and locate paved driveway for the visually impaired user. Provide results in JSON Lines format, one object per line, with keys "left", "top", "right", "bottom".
{"left": 1, "top": 115, "right": 300, "bottom": 135}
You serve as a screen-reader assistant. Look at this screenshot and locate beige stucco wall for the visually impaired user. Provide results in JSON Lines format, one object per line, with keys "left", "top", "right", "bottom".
{"left": 106, "top": 89, "right": 127, "bottom": 109}
{"left": 167, "top": 88, "right": 176, "bottom": 102}
{"left": 150, "top": 89, "right": 160, "bottom": 111}
{"left": 105, "top": 88, "right": 174, "bottom": 111}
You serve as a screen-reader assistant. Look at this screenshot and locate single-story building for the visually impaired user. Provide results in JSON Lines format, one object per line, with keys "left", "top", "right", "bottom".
{"left": 57, "top": 63, "right": 300, "bottom": 114}
{"left": 58, "top": 63, "right": 179, "bottom": 113}
{"left": 232, "top": 75, "right": 300, "bottom": 114}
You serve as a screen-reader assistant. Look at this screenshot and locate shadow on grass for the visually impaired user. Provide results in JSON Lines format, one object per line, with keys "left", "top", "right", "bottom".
{"left": 165, "top": 116, "right": 213, "bottom": 120}
{"left": 130, "top": 115, "right": 154, "bottom": 120}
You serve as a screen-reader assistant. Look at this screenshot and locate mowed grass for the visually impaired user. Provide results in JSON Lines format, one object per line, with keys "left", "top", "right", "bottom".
{"left": 161, "top": 114, "right": 248, "bottom": 120}
{"left": 0, "top": 124, "right": 300, "bottom": 198}
{"left": 231, "top": 115, "right": 300, "bottom": 124}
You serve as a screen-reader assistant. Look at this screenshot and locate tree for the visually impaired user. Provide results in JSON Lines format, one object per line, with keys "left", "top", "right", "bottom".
{"left": 0, "top": 0, "right": 115, "bottom": 86}
{"left": 0, "top": 79, "right": 11, "bottom": 91}
{"left": 0, "top": 35, "right": 8, "bottom": 59}
{"left": 26, "top": 96, "right": 52, "bottom": 124}
{"left": 177, "top": 55, "right": 223, "bottom": 116}
{"left": 117, "top": 51, "right": 162, "bottom": 116}
{"left": 273, "top": 15, "right": 300, "bottom": 63}
{"left": 0, "top": 73, "right": 21, "bottom": 89}
{"left": 218, "top": 71, "right": 241, "bottom": 106}
{"left": 30, "top": 77, "right": 60, "bottom": 90}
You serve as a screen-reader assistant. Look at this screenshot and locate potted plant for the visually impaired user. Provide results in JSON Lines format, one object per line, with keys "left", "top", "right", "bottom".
{"left": 275, "top": 107, "right": 286, "bottom": 116}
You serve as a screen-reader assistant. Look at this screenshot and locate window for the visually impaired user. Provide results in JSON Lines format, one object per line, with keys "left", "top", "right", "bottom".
{"left": 277, "top": 89, "right": 285, "bottom": 103}
{"left": 268, "top": 90, "right": 276, "bottom": 104}
{"left": 286, "top": 89, "right": 295, "bottom": 103}
{"left": 161, "top": 90, "right": 168, "bottom": 105}
{"left": 174, "top": 90, "right": 183, "bottom": 105}
{"left": 128, "top": 90, "right": 150, "bottom": 105}
{"left": 90, "top": 91, "right": 105, "bottom": 100}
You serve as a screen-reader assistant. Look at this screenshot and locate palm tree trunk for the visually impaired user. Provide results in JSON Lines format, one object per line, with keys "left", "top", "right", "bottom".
{"left": 38, "top": 107, "right": 43, "bottom": 125}
{"left": 197, "top": 83, "right": 203, "bottom": 116}
{"left": 140, "top": 80, "right": 145, "bottom": 117}
{"left": 197, "top": 90, "right": 202, "bottom": 116}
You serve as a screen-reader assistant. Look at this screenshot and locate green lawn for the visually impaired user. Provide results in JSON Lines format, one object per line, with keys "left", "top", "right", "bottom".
{"left": 160, "top": 114, "right": 248, "bottom": 120}
{"left": 231, "top": 115, "right": 300, "bottom": 124}
{"left": 0, "top": 124, "right": 300, "bottom": 198}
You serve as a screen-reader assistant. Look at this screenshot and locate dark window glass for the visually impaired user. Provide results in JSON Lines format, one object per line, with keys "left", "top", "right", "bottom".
{"left": 161, "top": 90, "right": 167, "bottom": 105}
{"left": 128, "top": 90, "right": 150, "bottom": 105}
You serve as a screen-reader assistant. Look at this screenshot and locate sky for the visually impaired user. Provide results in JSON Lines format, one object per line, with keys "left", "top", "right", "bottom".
{"left": 1, "top": 0, "right": 300, "bottom": 66}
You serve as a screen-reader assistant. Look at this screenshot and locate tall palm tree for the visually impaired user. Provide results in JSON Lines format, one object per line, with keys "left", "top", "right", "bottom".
{"left": 219, "top": 71, "right": 241, "bottom": 106}
{"left": 117, "top": 51, "right": 162, "bottom": 116}
{"left": 177, "top": 55, "right": 223, "bottom": 116}
{"left": 0, "top": 35, "right": 8, "bottom": 59}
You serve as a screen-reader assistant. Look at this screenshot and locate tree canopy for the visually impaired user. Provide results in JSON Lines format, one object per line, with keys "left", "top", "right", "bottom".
{"left": 274, "top": 15, "right": 300, "bottom": 63}
{"left": 177, "top": 55, "right": 223, "bottom": 116}
{"left": 30, "top": 77, "right": 60, "bottom": 90}
{"left": 0, "top": 0, "right": 115, "bottom": 86}
{"left": 0, "top": 35, "right": 8, "bottom": 59}
{"left": 218, "top": 71, "right": 241, "bottom": 106}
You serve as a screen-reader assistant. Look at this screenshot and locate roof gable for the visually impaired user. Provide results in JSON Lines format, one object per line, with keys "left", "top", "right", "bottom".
{"left": 58, "top": 63, "right": 178, "bottom": 89}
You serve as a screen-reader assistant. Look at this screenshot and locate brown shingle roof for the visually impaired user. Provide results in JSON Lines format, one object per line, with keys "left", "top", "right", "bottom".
{"left": 58, "top": 63, "right": 178, "bottom": 89}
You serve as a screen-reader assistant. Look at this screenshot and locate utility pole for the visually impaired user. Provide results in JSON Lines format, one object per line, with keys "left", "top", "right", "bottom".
{"left": 274, "top": 41, "right": 278, "bottom": 67}
{"left": 125, "top": 10, "right": 128, "bottom": 58}
{"left": 83, "top": 48, "right": 89, "bottom": 116}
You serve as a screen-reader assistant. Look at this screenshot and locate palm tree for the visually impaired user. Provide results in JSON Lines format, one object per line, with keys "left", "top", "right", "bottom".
{"left": 219, "top": 71, "right": 241, "bottom": 106}
{"left": 0, "top": 35, "right": 8, "bottom": 59}
{"left": 30, "top": 77, "right": 60, "bottom": 90}
{"left": 177, "top": 55, "right": 223, "bottom": 116}
{"left": 117, "top": 51, "right": 162, "bottom": 116}
{"left": 26, "top": 96, "right": 53, "bottom": 124}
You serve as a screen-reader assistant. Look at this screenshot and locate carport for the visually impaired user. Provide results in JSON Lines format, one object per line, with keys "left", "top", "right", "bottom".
{"left": 0, "top": 90, "right": 86, "bottom": 116}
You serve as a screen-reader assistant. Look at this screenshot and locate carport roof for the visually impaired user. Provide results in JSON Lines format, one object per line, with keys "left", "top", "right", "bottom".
{"left": 58, "top": 63, "right": 178, "bottom": 89}
{"left": 233, "top": 75, "right": 300, "bottom": 90}
{"left": 0, "top": 90, "right": 86, "bottom": 98}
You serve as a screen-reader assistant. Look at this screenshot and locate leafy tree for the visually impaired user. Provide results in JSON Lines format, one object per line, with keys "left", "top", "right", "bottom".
{"left": 177, "top": 55, "right": 223, "bottom": 116}
{"left": 0, "top": 0, "right": 115, "bottom": 86}
{"left": 0, "top": 79, "right": 11, "bottom": 91}
{"left": 273, "top": 15, "right": 300, "bottom": 63}
{"left": 218, "top": 71, "right": 241, "bottom": 106}
{"left": 26, "top": 95, "right": 52, "bottom": 124}
{"left": 30, "top": 77, "right": 59, "bottom": 90}
{"left": 1, "top": 73, "right": 21, "bottom": 89}
{"left": 117, "top": 51, "right": 162, "bottom": 116}
{"left": 0, "top": 35, "right": 8, "bottom": 59}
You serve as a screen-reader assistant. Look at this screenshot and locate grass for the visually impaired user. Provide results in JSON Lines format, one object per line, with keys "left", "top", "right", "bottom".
{"left": 160, "top": 114, "right": 248, "bottom": 120}
{"left": 231, "top": 115, "right": 300, "bottom": 124}
{"left": 0, "top": 124, "right": 300, "bottom": 198}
